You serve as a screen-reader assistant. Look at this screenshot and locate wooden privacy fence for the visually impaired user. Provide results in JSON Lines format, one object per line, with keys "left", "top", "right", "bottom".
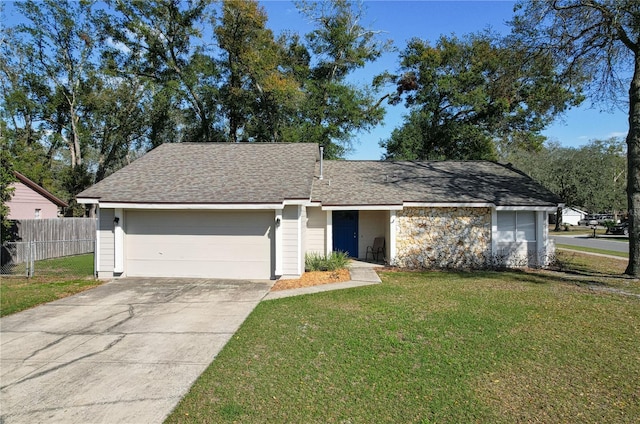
{"left": 1, "top": 240, "right": 95, "bottom": 276}
{"left": 5, "top": 218, "right": 96, "bottom": 243}
{"left": 1, "top": 219, "right": 97, "bottom": 272}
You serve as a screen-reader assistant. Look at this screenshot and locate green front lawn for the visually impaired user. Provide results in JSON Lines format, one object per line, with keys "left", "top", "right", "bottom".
{"left": 0, "top": 254, "right": 101, "bottom": 317}
{"left": 167, "top": 252, "right": 640, "bottom": 423}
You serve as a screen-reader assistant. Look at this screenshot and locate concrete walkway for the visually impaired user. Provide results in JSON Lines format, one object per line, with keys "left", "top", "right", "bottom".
{"left": 264, "top": 260, "right": 382, "bottom": 300}
{"left": 0, "top": 278, "right": 272, "bottom": 424}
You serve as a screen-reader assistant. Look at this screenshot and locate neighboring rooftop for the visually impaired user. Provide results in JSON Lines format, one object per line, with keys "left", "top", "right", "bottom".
{"left": 311, "top": 160, "right": 561, "bottom": 207}
{"left": 13, "top": 171, "right": 68, "bottom": 207}
{"left": 77, "top": 143, "right": 319, "bottom": 204}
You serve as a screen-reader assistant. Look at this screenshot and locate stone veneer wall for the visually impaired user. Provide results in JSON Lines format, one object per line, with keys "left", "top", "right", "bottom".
{"left": 395, "top": 207, "right": 492, "bottom": 269}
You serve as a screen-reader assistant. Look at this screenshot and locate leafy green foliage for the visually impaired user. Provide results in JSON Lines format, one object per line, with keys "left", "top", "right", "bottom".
{"left": 506, "top": 138, "right": 627, "bottom": 216}
{"left": 0, "top": 145, "right": 16, "bottom": 242}
{"left": 4, "top": 0, "right": 390, "bottom": 215}
{"left": 510, "top": 0, "right": 640, "bottom": 275}
{"left": 305, "top": 251, "right": 349, "bottom": 271}
{"left": 285, "top": 0, "right": 389, "bottom": 158}
{"left": 382, "top": 32, "right": 581, "bottom": 160}
{"left": 100, "top": 0, "right": 221, "bottom": 143}
{"left": 215, "top": 0, "right": 302, "bottom": 143}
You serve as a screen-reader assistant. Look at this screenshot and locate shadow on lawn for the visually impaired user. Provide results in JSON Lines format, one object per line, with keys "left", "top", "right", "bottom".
{"left": 504, "top": 266, "right": 639, "bottom": 298}
{"left": 441, "top": 265, "right": 634, "bottom": 293}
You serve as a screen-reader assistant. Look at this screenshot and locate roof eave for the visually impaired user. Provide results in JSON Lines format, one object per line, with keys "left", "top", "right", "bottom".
{"left": 14, "top": 171, "right": 68, "bottom": 207}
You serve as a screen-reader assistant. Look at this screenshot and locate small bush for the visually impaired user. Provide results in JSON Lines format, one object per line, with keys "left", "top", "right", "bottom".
{"left": 305, "top": 251, "right": 349, "bottom": 271}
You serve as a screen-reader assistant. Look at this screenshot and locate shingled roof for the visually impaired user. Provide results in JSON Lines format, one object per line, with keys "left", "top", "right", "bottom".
{"left": 78, "top": 143, "right": 561, "bottom": 208}
{"left": 77, "top": 143, "right": 318, "bottom": 204}
{"left": 311, "top": 160, "right": 561, "bottom": 207}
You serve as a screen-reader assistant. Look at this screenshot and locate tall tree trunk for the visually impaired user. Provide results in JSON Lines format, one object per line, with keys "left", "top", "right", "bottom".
{"left": 625, "top": 55, "right": 640, "bottom": 276}
{"left": 554, "top": 206, "right": 562, "bottom": 232}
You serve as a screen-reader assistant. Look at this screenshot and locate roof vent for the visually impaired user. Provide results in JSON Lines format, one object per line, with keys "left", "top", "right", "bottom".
{"left": 319, "top": 146, "right": 324, "bottom": 180}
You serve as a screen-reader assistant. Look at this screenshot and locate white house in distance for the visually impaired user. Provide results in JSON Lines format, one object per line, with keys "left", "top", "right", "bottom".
{"left": 77, "top": 143, "right": 563, "bottom": 280}
{"left": 556, "top": 206, "right": 588, "bottom": 226}
{"left": 7, "top": 171, "right": 68, "bottom": 219}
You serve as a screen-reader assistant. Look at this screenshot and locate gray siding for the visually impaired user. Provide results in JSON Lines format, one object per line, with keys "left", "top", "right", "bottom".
{"left": 98, "top": 208, "right": 115, "bottom": 274}
{"left": 282, "top": 205, "right": 301, "bottom": 276}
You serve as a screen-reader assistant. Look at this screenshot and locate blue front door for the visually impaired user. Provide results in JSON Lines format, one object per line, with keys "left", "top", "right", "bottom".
{"left": 333, "top": 211, "right": 358, "bottom": 257}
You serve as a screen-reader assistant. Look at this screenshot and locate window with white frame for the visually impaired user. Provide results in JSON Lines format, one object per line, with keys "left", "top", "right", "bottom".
{"left": 35, "top": 208, "right": 41, "bottom": 219}
{"left": 496, "top": 211, "right": 536, "bottom": 242}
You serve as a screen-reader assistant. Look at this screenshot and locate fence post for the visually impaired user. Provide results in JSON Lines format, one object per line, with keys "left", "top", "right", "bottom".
{"left": 29, "top": 241, "right": 35, "bottom": 277}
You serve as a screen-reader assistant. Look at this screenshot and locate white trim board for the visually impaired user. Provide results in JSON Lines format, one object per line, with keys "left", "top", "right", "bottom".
{"left": 92, "top": 202, "right": 286, "bottom": 210}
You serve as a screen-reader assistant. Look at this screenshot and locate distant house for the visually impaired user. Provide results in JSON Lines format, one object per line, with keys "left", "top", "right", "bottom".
{"left": 557, "top": 206, "right": 588, "bottom": 226}
{"left": 6, "top": 172, "right": 68, "bottom": 219}
{"left": 78, "top": 143, "right": 562, "bottom": 280}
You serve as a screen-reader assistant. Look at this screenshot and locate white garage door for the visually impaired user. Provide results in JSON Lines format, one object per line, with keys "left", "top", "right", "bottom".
{"left": 126, "top": 210, "right": 273, "bottom": 279}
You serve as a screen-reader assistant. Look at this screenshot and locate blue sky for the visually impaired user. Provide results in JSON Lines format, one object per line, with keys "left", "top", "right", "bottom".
{"left": 263, "top": 0, "right": 629, "bottom": 159}
{"left": 3, "top": 0, "right": 629, "bottom": 160}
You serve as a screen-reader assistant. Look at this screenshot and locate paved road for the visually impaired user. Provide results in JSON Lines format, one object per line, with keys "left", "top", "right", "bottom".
{"left": 550, "top": 234, "right": 628, "bottom": 253}
{"left": 0, "top": 278, "right": 272, "bottom": 424}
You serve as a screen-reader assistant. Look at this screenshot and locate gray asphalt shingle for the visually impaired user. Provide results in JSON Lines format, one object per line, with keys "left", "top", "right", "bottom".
{"left": 78, "top": 143, "right": 560, "bottom": 207}
{"left": 312, "top": 160, "right": 561, "bottom": 207}
{"left": 77, "top": 143, "right": 318, "bottom": 204}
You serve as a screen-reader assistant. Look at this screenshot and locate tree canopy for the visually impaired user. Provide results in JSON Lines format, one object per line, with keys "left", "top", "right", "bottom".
{"left": 380, "top": 32, "right": 581, "bottom": 161}
{"left": 505, "top": 138, "right": 627, "bottom": 217}
{"left": 511, "top": 0, "right": 640, "bottom": 276}
{"left": 1, "top": 0, "right": 389, "bottom": 216}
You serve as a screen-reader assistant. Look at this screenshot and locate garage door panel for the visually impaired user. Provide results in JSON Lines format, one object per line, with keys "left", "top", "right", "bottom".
{"left": 126, "top": 210, "right": 272, "bottom": 279}
{"left": 128, "top": 237, "right": 268, "bottom": 261}
{"left": 126, "top": 258, "right": 268, "bottom": 280}
{"left": 129, "top": 224, "right": 270, "bottom": 237}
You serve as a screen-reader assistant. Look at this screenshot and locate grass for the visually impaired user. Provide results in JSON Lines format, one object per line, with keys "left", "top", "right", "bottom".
{"left": 556, "top": 243, "right": 628, "bottom": 258}
{"left": 553, "top": 249, "right": 639, "bottom": 296}
{"left": 166, "top": 251, "right": 640, "bottom": 423}
{"left": 0, "top": 254, "right": 101, "bottom": 317}
{"left": 549, "top": 225, "right": 629, "bottom": 238}
{"left": 550, "top": 225, "right": 605, "bottom": 236}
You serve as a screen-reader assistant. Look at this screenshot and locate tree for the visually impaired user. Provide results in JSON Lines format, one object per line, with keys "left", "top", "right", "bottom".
{"left": 2, "top": 0, "right": 99, "bottom": 213}
{"left": 101, "top": 0, "right": 222, "bottom": 143}
{"left": 382, "top": 33, "right": 581, "bottom": 160}
{"left": 0, "top": 127, "right": 16, "bottom": 242}
{"left": 82, "top": 74, "right": 150, "bottom": 183}
{"left": 4, "top": 0, "right": 155, "bottom": 215}
{"left": 511, "top": 0, "right": 640, "bottom": 275}
{"left": 215, "top": 0, "right": 301, "bottom": 143}
{"left": 15, "top": 0, "right": 97, "bottom": 171}
{"left": 0, "top": 27, "right": 58, "bottom": 191}
{"left": 285, "top": 0, "right": 388, "bottom": 158}
{"left": 506, "top": 139, "right": 627, "bottom": 224}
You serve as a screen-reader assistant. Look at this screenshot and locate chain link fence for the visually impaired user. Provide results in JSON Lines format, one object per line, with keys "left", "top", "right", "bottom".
{"left": 1, "top": 239, "right": 95, "bottom": 277}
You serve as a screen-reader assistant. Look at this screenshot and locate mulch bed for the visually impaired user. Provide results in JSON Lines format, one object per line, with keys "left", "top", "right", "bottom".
{"left": 271, "top": 268, "right": 351, "bottom": 291}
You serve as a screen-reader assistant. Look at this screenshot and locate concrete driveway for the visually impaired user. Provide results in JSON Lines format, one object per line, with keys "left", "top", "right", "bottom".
{"left": 0, "top": 277, "right": 272, "bottom": 423}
